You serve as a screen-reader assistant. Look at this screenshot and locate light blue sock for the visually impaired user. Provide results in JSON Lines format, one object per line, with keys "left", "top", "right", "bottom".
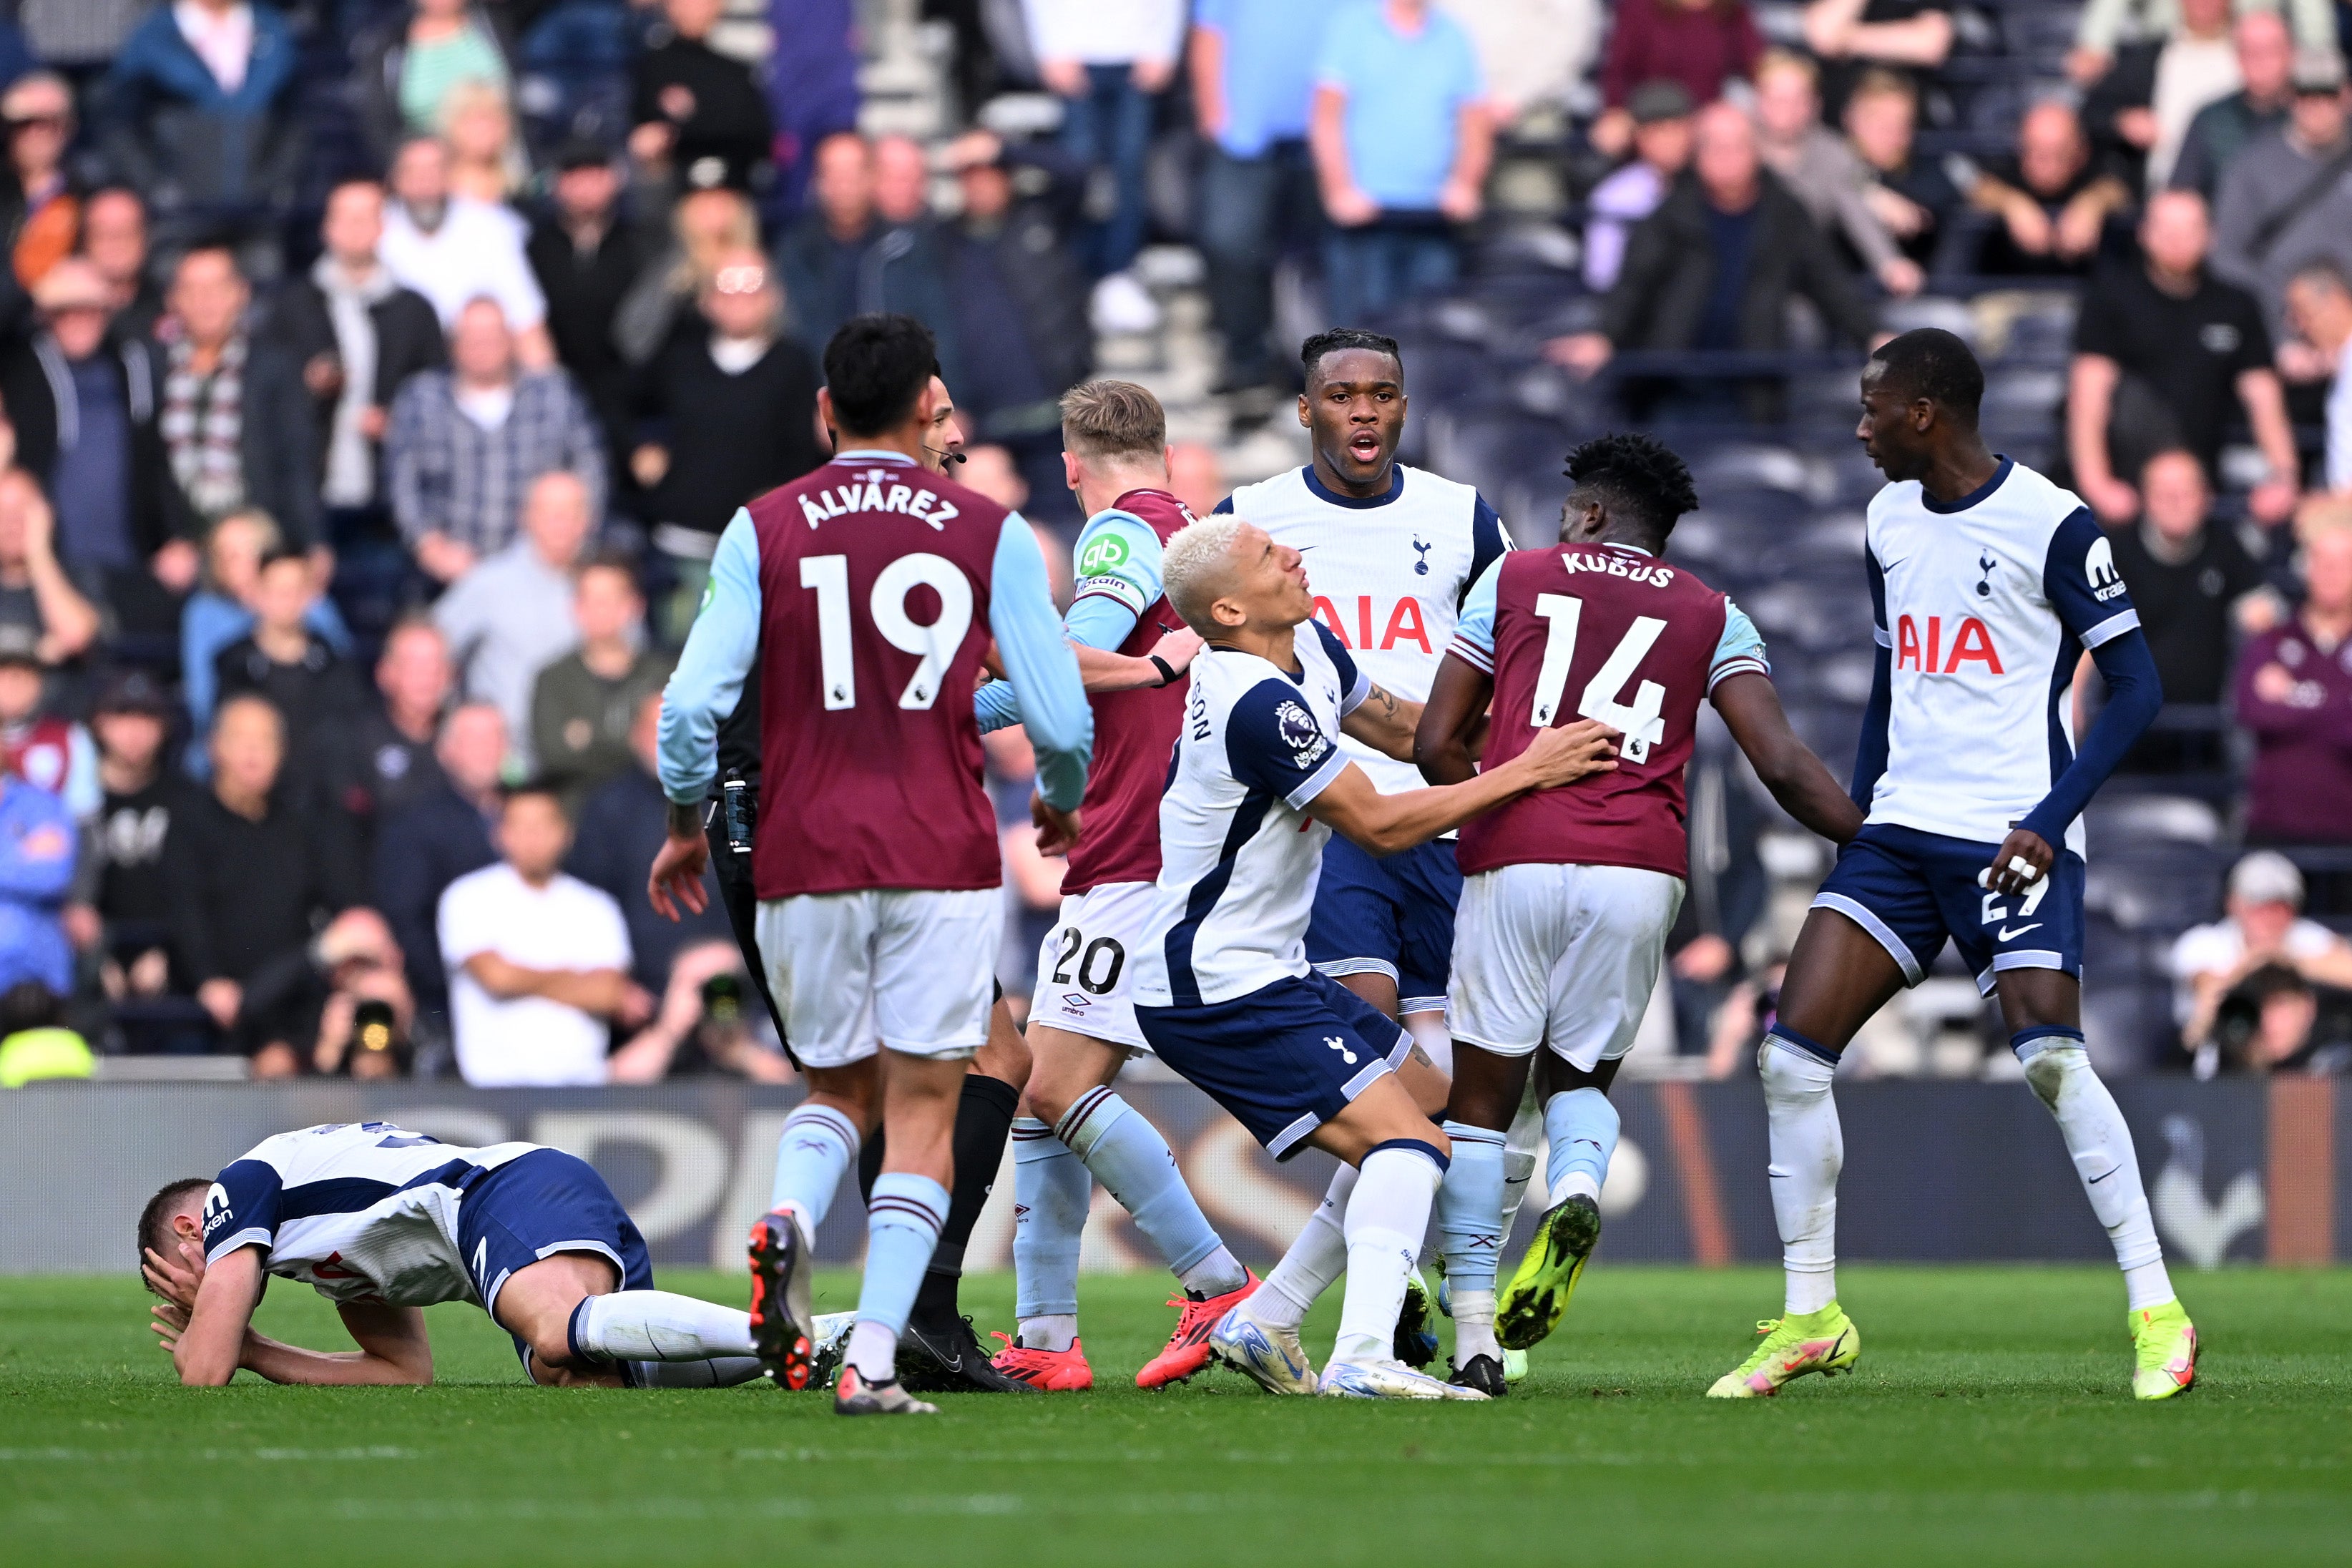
{"left": 1012, "top": 1116, "right": 1087, "bottom": 1322}
{"left": 769, "top": 1104, "right": 859, "bottom": 1232}
{"left": 1435, "top": 1121, "right": 1508, "bottom": 1291}
{"left": 1061, "top": 1087, "right": 1241, "bottom": 1293}
{"left": 848, "top": 1172, "right": 950, "bottom": 1381}
{"left": 1544, "top": 1089, "right": 1620, "bottom": 1207}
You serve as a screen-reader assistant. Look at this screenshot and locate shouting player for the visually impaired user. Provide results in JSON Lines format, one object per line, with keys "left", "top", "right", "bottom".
{"left": 139, "top": 1121, "right": 763, "bottom": 1388}
{"left": 1135, "top": 515, "right": 1616, "bottom": 1400}
{"left": 653, "top": 314, "right": 1092, "bottom": 1414}
{"left": 973, "top": 382, "right": 1259, "bottom": 1393}
{"left": 1706, "top": 328, "right": 2194, "bottom": 1401}
{"left": 1416, "top": 434, "right": 1864, "bottom": 1393}
{"left": 1217, "top": 328, "right": 1513, "bottom": 1354}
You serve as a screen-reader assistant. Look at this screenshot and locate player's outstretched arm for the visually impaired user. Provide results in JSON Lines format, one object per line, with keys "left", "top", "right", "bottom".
{"left": 149, "top": 1238, "right": 435, "bottom": 1386}
{"left": 1413, "top": 652, "right": 1494, "bottom": 785}
{"left": 1711, "top": 672, "right": 1866, "bottom": 846}
{"left": 1308, "top": 720, "right": 1616, "bottom": 855}
{"left": 1337, "top": 680, "right": 1424, "bottom": 762}
{"left": 234, "top": 1303, "right": 434, "bottom": 1386}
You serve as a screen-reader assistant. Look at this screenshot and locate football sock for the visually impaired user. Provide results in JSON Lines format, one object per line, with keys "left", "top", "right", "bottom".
{"left": 1017, "top": 1314, "right": 1077, "bottom": 1353}
{"left": 1012, "top": 1115, "right": 1088, "bottom": 1327}
{"left": 1059, "top": 1086, "right": 1243, "bottom": 1294}
{"left": 1434, "top": 1119, "right": 1507, "bottom": 1293}
{"left": 1543, "top": 1087, "right": 1620, "bottom": 1207}
{"left": 770, "top": 1104, "right": 861, "bottom": 1238}
{"left": 1497, "top": 1100, "right": 1543, "bottom": 1238}
{"left": 2016, "top": 1030, "right": 2174, "bottom": 1311}
{"left": 1255, "top": 1162, "right": 1356, "bottom": 1328}
{"left": 1760, "top": 1032, "right": 1842, "bottom": 1318}
{"left": 911, "top": 1075, "right": 1020, "bottom": 1325}
{"left": 625, "top": 1356, "right": 765, "bottom": 1387}
{"left": 569, "top": 1290, "right": 758, "bottom": 1363}
{"left": 1452, "top": 1289, "right": 1499, "bottom": 1365}
{"left": 851, "top": 1172, "right": 949, "bottom": 1381}
{"left": 1332, "top": 1141, "right": 1447, "bottom": 1364}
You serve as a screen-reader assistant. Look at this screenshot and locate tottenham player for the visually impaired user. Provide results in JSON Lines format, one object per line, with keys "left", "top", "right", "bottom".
{"left": 1217, "top": 328, "right": 1512, "bottom": 1353}
{"left": 1705, "top": 329, "right": 2195, "bottom": 1401}
{"left": 139, "top": 1122, "right": 763, "bottom": 1388}
{"left": 971, "top": 382, "right": 1258, "bottom": 1393}
{"left": 1416, "top": 435, "right": 1865, "bottom": 1394}
{"left": 1136, "top": 516, "right": 1615, "bottom": 1400}
{"left": 652, "top": 314, "right": 1092, "bottom": 1414}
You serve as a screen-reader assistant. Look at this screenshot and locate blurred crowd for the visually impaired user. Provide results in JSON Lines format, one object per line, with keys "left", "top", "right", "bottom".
{"left": 0, "top": 0, "right": 2346, "bottom": 1090}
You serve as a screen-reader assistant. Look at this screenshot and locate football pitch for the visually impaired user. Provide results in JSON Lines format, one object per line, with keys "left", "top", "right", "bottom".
{"left": 3, "top": 1265, "right": 2346, "bottom": 1567}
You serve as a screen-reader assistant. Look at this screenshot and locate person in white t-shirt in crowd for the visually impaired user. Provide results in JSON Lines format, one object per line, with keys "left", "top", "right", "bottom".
{"left": 438, "top": 779, "right": 632, "bottom": 1086}
{"left": 380, "top": 134, "right": 554, "bottom": 368}
{"left": 2170, "top": 850, "right": 2352, "bottom": 1064}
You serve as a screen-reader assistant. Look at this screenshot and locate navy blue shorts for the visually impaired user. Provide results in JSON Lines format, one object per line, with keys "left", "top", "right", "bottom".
{"left": 1813, "top": 823, "right": 2084, "bottom": 996}
{"left": 457, "top": 1148, "right": 653, "bottom": 1365}
{"left": 1305, "top": 836, "right": 1463, "bottom": 1014}
{"left": 1137, "top": 970, "right": 1413, "bottom": 1160}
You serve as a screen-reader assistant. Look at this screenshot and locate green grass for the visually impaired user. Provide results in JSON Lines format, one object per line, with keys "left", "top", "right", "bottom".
{"left": 3, "top": 1265, "right": 2348, "bottom": 1567}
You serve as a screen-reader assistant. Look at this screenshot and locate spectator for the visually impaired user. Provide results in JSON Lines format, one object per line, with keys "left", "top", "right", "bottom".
{"left": 179, "top": 508, "right": 351, "bottom": 745}
{"left": 2170, "top": 10, "right": 2296, "bottom": 201}
{"left": 0, "top": 763, "right": 74, "bottom": 999}
{"left": 0, "top": 620, "right": 94, "bottom": 815}
{"left": 1591, "top": 0, "right": 1761, "bottom": 159}
{"left": 353, "top": 0, "right": 511, "bottom": 159}
{"left": 939, "top": 137, "right": 1090, "bottom": 463}
{"left": 1803, "top": 0, "right": 1953, "bottom": 125}
{"left": 759, "top": 0, "right": 859, "bottom": 217}
{"left": 567, "top": 687, "right": 727, "bottom": 999}
{"left": 629, "top": 248, "right": 820, "bottom": 622}
{"left": 82, "top": 187, "right": 161, "bottom": 344}
{"left": 0, "top": 468, "right": 99, "bottom": 664}
{"left": 2069, "top": 189, "right": 2300, "bottom": 525}
{"left": 1968, "top": 100, "right": 2132, "bottom": 278}
{"left": 263, "top": 178, "right": 449, "bottom": 532}
{"left": 2204, "top": 964, "right": 2351, "bottom": 1074}
{"left": 612, "top": 184, "right": 758, "bottom": 369}
{"left": 2069, "top": 0, "right": 2336, "bottom": 88}
{"left": 156, "top": 247, "right": 320, "bottom": 547}
{"left": 1311, "top": 0, "right": 1491, "bottom": 325}
{"left": 373, "top": 698, "right": 501, "bottom": 1029}
{"left": 529, "top": 553, "right": 671, "bottom": 810}
{"left": 629, "top": 0, "right": 773, "bottom": 196}
{"left": 1843, "top": 68, "right": 1959, "bottom": 273}
{"left": 80, "top": 667, "right": 199, "bottom": 1001}
{"left": 2237, "top": 516, "right": 2352, "bottom": 843}
{"left": 772, "top": 132, "right": 959, "bottom": 381}
{"left": 1752, "top": 50, "right": 1921, "bottom": 298}
{"left": 1549, "top": 103, "right": 1879, "bottom": 419}
{"left": 2213, "top": 54, "right": 2352, "bottom": 343}
{"left": 2102, "top": 449, "right": 2279, "bottom": 770}
{"left": 433, "top": 469, "right": 593, "bottom": 765}
{"left": 527, "top": 142, "right": 654, "bottom": 460}
{"left": 162, "top": 692, "right": 366, "bottom": 1074}
{"left": 0, "top": 981, "right": 92, "bottom": 1085}
{"left": 437, "top": 780, "right": 630, "bottom": 1086}
{"left": 0, "top": 72, "right": 79, "bottom": 295}
{"left": 379, "top": 134, "right": 552, "bottom": 363}
{"left": 1438, "top": 0, "right": 1600, "bottom": 132}
{"left": 2170, "top": 850, "right": 2352, "bottom": 1063}
{"left": 213, "top": 547, "right": 368, "bottom": 760}
{"left": 607, "top": 945, "right": 792, "bottom": 1082}
{"left": 1190, "top": 0, "right": 1329, "bottom": 391}
{"left": 308, "top": 616, "right": 454, "bottom": 830}
{"left": 386, "top": 296, "right": 606, "bottom": 580}
{"left": 441, "top": 79, "right": 524, "bottom": 207}
{"left": 1024, "top": 0, "right": 1182, "bottom": 308}
{"left": 1584, "top": 81, "right": 1694, "bottom": 294}
{"left": 2093, "top": 0, "right": 2239, "bottom": 191}
{"left": 1, "top": 260, "right": 192, "bottom": 632}
{"left": 98, "top": 0, "right": 300, "bottom": 260}
{"left": 2283, "top": 260, "right": 2352, "bottom": 491}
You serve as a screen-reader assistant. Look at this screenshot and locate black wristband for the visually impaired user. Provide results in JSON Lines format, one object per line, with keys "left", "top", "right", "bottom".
{"left": 1149, "top": 655, "right": 1177, "bottom": 687}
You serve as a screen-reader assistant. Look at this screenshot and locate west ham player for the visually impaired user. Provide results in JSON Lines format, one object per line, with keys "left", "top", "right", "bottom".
{"left": 1416, "top": 435, "right": 1864, "bottom": 1394}
{"left": 1705, "top": 329, "right": 2195, "bottom": 1401}
{"left": 652, "top": 314, "right": 1092, "bottom": 1414}
{"left": 969, "top": 382, "right": 1258, "bottom": 1393}
{"left": 1136, "top": 515, "right": 1616, "bottom": 1399}
{"left": 138, "top": 1122, "right": 763, "bottom": 1388}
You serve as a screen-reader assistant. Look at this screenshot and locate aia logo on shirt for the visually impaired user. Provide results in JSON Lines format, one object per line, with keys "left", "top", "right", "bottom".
{"left": 1895, "top": 614, "right": 2004, "bottom": 675}
{"left": 1312, "top": 595, "right": 1431, "bottom": 652}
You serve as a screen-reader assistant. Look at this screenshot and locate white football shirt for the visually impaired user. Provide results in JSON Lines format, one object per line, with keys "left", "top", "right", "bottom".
{"left": 438, "top": 863, "right": 632, "bottom": 1086}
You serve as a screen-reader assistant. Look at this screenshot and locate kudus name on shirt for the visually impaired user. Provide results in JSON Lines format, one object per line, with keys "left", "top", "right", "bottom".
{"left": 797, "top": 470, "right": 961, "bottom": 530}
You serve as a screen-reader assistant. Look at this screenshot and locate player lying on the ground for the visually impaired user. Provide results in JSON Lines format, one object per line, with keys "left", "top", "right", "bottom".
{"left": 1415, "top": 433, "right": 1865, "bottom": 1395}
{"left": 1705, "top": 328, "right": 2196, "bottom": 1401}
{"left": 1131, "top": 514, "right": 1616, "bottom": 1401}
{"left": 138, "top": 1121, "right": 762, "bottom": 1387}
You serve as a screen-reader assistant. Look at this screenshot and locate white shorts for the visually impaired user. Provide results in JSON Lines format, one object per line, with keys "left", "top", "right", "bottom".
{"left": 754, "top": 887, "right": 999, "bottom": 1069}
{"left": 1449, "top": 862, "right": 1685, "bottom": 1072}
{"left": 1027, "top": 881, "right": 1153, "bottom": 1053}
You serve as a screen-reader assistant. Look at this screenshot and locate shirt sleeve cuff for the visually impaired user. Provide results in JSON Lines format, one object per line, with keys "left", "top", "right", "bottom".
{"left": 1338, "top": 667, "right": 1373, "bottom": 717}
{"left": 2079, "top": 608, "right": 2140, "bottom": 649}
{"left": 1873, "top": 625, "right": 1893, "bottom": 649}
{"left": 206, "top": 1229, "right": 271, "bottom": 1267}
{"left": 1285, "top": 750, "right": 1351, "bottom": 810}
{"left": 1446, "top": 635, "right": 1494, "bottom": 675}
{"left": 1707, "top": 655, "right": 1771, "bottom": 692}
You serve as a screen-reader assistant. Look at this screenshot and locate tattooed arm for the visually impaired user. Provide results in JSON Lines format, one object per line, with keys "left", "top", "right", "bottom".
{"left": 1338, "top": 681, "right": 1425, "bottom": 763}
